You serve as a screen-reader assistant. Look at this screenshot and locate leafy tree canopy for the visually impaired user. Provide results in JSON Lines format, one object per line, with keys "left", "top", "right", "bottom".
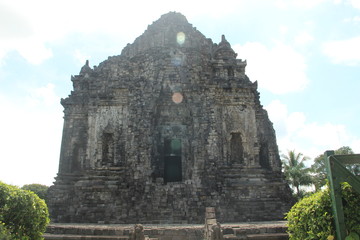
{"left": 21, "top": 184, "right": 49, "bottom": 201}
{"left": 311, "top": 146, "right": 359, "bottom": 191}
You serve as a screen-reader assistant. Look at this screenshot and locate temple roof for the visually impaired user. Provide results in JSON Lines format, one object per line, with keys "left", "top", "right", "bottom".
{"left": 120, "top": 12, "right": 214, "bottom": 58}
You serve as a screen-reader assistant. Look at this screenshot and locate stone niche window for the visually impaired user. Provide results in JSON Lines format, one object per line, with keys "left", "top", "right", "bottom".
{"left": 230, "top": 132, "right": 244, "bottom": 164}
{"left": 227, "top": 67, "right": 234, "bottom": 77}
{"left": 164, "top": 139, "right": 182, "bottom": 183}
{"left": 102, "top": 132, "right": 114, "bottom": 166}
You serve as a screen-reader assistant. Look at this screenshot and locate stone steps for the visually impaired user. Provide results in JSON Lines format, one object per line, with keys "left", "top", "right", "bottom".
{"left": 43, "top": 221, "right": 288, "bottom": 240}
{"left": 45, "top": 224, "right": 133, "bottom": 236}
{"left": 44, "top": 224, "right": 134, "bottom": 240}
{"left": 223, "top": 233, "right": 288, "bottom": 240}
{"left": 43, "top": 233, "right": 287, "bottom": 240}
{"left": 43, "top": 234, "right": 130, "bottom": 240}
{"left": 222, "top": 221, "right": 288, "bottom": 240}
{"left": 246, "top": 233, "right": 289, "bottom": 240}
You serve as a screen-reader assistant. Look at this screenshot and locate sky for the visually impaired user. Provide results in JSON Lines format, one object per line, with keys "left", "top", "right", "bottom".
{"left": 1, "top": 0, "right": 360, "bottom": 187}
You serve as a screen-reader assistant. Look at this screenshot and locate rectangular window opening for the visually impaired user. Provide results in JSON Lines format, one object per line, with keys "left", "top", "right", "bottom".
{"left": 164, "top": 139, "right": 182, "bottom": 183}
{"left": 102, "top": 132, "right": 114, "bottom": 165}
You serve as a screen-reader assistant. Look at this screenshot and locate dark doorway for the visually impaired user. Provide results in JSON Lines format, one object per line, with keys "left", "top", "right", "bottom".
{"left": 230, "top": 132, "right": 244, "bottom": 164}
{"left": 164, "top": 139, "right": 182, "bottom": 183}
{"left": 102, "top": 132, "right": 114, "bottom": 165}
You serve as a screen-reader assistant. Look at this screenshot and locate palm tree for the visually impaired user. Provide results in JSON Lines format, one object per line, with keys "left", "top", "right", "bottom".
{"left": 281, "top": 150, "right": 312, "bottom": 198}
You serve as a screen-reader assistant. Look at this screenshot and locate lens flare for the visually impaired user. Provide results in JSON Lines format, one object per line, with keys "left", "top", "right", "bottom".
{"left": 177, "top": 32, "right": 186, "bottom": 45}
{"left": 172, "top": 92, "right": 183, "bottom": 104}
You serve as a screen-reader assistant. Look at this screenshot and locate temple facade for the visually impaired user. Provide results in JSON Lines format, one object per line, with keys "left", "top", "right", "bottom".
{"left": 48, "top": 12, "right": 292, "bottom": 224}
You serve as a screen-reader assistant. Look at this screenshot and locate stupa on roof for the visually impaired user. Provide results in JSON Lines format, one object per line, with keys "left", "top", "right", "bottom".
{"left": 48, "top": 12, "right": 292, "bottom": 224}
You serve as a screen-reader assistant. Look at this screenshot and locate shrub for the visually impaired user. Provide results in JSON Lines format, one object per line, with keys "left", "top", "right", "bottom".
{"left": 0, "top": 221, "right": 12, "bottom": 240}
{"left": 0, "top": 181, "right": 50, "bottom": 240}
{"left": 286, "top": 182, "right": 360, "bottom": 240}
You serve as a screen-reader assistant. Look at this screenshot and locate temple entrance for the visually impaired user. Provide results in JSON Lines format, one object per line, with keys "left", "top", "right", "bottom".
{"left": 164, "top": 139, "right": 182, "bottom": 183}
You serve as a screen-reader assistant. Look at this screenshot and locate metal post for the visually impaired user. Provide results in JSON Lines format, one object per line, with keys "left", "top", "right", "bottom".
{"left": 324, "top": 151, "right": 346, "bottom": 240}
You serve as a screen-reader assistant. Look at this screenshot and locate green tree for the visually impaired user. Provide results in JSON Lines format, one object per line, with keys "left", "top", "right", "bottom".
{"left": 311, "top": 154, "right": 328, "bottom": 192}
{"left": 0, "top": 181, "right": 49, "bottom": 240}
{"left": 21, "top": 184, "right": 49, "bottom": 202}
{"left": 337, "top": 146, "right": 360, "bottom": 176}
{"left": 281, "top": 150, "right": 313, "bottom": 199}
{"left": 311, "top": 146, "right": 358, "bottom": 191}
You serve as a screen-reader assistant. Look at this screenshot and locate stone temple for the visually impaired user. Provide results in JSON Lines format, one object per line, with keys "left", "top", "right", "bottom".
{"left": 48, "top": 12, "right": 292, "bottom": 224}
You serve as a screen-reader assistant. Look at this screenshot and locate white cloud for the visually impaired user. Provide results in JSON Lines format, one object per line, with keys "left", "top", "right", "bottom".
{"left": 74, "top": 50, "right": 91, "bottom": 66}
{"left": 0, "top": 2, "right": 53, "bottom": 65}
{"left": 0, "top": 37, "right": 53, "bottom": 66}
{"left": 0, "top": 87, "right": 63, "bottom": 186}
{"left": 287, "top": 112, "right": 306, "bottom": 133}
{"left": 294, "top": 31, "right": 314, "bottom": 45}
{"left": 265, "top": 100, "right": 360, "bottom": 160}
{"left": 343, "top": 16, "right": 360, "bottom": 23}
{"left": 349, "top": 0, "right": 360, "bottom": 8}
{"left": 352, "top": 139, "right": 360, "bottom": 153}
{"left": 279, "top": 25, "right": 289, "bottom": 36}
{"left": 292, "top": 0, "right": 326, "bottom": 8}
{"left": 0, "top": 3, "right": 32, "bottom": 40}
{"left": 298, "top": 122, "right": 349, "bottom": 146}
{"left": 275, "top": 0, "right": 326, "bottom": 8}
{"left": 265, "top": 100, "right": 306, "bottom": 139}
{"left": 27, "top": 83, "right": 58, "bottom": 106}
{"left": 275, "top": 0, "right": 289, "bottom": 9}
{"left": 322, "top": 36, "right": 360, "bottom": 65}
{"left": 0, "top": 0, "right": 248, "bottom": 65}
{"left": 16, "top": 37, "right": 53, "bottom": 65}
{"left": 234, "top": 42, "right": 309, "bottom": 94}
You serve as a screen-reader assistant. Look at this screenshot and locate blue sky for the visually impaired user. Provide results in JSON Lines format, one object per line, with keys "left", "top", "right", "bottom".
{"left": 1, "top": 0, "right": 360, "bottom": 186}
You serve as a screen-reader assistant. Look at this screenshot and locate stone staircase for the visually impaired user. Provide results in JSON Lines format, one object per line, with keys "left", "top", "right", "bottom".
{"left": 43, "top": 224, "right": 134, "bottom": 240}
{"left": 222, "top": 222, "right": 288, "bottom": 240}
{"left": 43, "top": 221, "right": 288, "bottom": 240}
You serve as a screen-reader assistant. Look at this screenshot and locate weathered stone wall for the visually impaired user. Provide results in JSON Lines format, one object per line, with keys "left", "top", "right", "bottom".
{"left": 48, "top": 12, "right": 292, "bottom": 224}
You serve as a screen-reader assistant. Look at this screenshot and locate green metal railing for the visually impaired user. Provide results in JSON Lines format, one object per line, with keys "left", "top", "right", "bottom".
{"left": 325, "top": 151, "right": 360, "bottom": 240}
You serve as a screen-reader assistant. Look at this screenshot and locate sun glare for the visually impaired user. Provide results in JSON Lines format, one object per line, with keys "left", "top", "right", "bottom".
{"left": 177, "top": 32, "right": 186, "bottom": 45}
{"left": 172, "top": 92, "right": 183, "bottom": 104}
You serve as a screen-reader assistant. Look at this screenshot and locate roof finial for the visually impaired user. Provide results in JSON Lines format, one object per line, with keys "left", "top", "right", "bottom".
{"left": 80, "top": 60, "right": 92, "bottom": 75}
